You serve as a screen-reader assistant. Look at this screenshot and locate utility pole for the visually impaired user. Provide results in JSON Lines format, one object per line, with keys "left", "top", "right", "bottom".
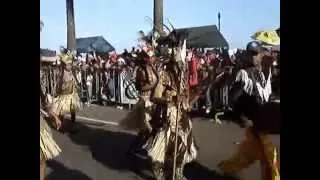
{"left": 66, "top": 0, "right": 76, "bottom": 51}
{"left": 153, "top": 0, "right": 163, "bottom": 34}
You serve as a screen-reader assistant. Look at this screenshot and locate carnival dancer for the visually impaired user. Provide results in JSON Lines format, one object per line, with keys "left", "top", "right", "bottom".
{"left": 52, "top": 47, "right": 81, "bottom": 133}
{"left": 120, "top": 31, "right": 159, "bottom": 157}
{"left": 40, "top": 85, "right": 62, "bottom": 180}
{"left": 40, "top": 21, "right": 62, "bottom": 180}
{"left": 218, "top": 41, "right": 280, "bottom": 180}
{"left": 145, "top": 31, "right": 197, "bottom": 180}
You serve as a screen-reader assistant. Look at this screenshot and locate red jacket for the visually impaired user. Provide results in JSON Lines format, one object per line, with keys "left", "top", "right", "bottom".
{"left": 188, "top": 56, "right": 199, "bottom": 87}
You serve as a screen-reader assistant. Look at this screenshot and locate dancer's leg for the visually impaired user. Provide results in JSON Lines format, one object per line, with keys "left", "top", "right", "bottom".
{"left": 69, "top": 112, "right": 79, "bottom": 133}
{"left": 152, "top": 161, "right": 165, "bottom": 180}
{"left": 218, "top": 129, "right": 258, "bottom": 174}
{"left": 40, "top": 151, "right": 46, "bottom": 180}
{"left": 71, "top": 112, "right": 76, "bottom": 123}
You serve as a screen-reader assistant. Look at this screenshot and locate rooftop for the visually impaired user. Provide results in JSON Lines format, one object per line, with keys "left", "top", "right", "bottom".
{"left": 76, "top": 36, "right": 115, "bottom": 53}
{"left": 176, "top": 25, "right": 229, "bottom": 48}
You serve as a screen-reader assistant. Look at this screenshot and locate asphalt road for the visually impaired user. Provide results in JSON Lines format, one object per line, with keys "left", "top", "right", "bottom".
{"left": 46, "top": 105, "right": 280, "bottom": 180}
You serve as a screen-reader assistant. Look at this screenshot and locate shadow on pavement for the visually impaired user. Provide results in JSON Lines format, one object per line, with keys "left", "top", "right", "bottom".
{"left": 66, "top": 121, "right": 152, "bottom": 178}
{"left": 64, "top": 121, "right": 240, "bottom": 180}
{"left": 184, "top": 161, "right": 237, "bottom": 180}
{"left": 46, "top": 160, "right": 93, "bottom": 180}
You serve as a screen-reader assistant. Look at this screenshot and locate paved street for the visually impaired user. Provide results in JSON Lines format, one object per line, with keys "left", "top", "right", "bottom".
{"left": 46, "top": 105, "right": 280, "bottom": 180}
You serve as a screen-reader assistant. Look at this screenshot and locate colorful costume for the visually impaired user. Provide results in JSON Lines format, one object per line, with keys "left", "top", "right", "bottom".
{"left": 52, "top": 52, "right": 80, "bottom": 116}
{"left": 119, "top": 52, "right": 159, "bottom": 153}
{"left": 219, "top": 67, "right": 280, "bottom": 180}
{"left": 219, "top": 128, "right": 279, "bottom": 180}
{"left": 120, "top": 32, "right": 160, "bottom": 157}
{"left": 146, "top": 47, "right": 197, "bottom": 180}
{"left": 123, "top": 28, "right": 197, "bottom": 179}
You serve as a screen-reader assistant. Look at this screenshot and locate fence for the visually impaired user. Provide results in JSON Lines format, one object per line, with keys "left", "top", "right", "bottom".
{"left": 40, "top": 66, "right": 60, "bottom": 96}
{"left": 40, "top": 65, "right": 233, "bottom": 111}
{"left": 191, "top": 69, "right": 233, "bottom": 112}
{"left": 40, "top": 66, "right": 139, "bottom": 106}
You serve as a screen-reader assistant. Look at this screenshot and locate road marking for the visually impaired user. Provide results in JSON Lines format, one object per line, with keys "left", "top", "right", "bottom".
{"left": 65, "top": 115, "right": 119, "bottom": 126}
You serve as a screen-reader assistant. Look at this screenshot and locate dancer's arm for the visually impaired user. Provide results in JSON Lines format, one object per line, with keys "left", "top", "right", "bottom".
{"left": 46, "top": 106, "right": 62, "bottom": 130}
{"left": 40, "top": 88, "right": 61, "bottom": 130}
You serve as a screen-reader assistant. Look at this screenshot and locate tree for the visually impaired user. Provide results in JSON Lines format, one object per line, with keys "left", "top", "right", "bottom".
{"left": 66, "top": 0, "right": 76, "bottom": 51}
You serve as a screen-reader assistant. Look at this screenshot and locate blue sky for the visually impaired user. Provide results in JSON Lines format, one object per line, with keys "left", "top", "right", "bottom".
{"left": 40, "top": 0, "right": 279, "bottom": 51}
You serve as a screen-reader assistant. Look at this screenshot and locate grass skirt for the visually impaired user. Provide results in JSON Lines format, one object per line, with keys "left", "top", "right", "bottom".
{"left": 52, "top": 90, "right": 80, "bottom": 116}
{"left": 146, "top": 105, "right": 198, "bottom": 165}
{"left": 40, "top": 115, "right": 61, "bottom": 160}
{"left": 119, "top": 98, "right": 154, "bottom": 132}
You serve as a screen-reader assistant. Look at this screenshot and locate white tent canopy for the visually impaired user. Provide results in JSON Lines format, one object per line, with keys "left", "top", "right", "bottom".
{"left": 41, "top": 56, "right": 57, "bottom": 62}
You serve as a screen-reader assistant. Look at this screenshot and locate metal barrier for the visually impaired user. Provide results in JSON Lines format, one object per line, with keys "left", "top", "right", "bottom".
{"left": 102, "top": 68, "right": 139, "bottom": 105}
{"left": 40, "top": 65, "right": 235, "bottom": 111}
{"left": 40, "top": 66, "right": 59, "bottom": 96}
{"left": 192, "top": 67, "right": 235, "bottom": 112}
{"left": 40, "top": 65, "right": 139, "bottom": 106}
{"left": 213, "top": 67, "right": 235, "bottom": 111}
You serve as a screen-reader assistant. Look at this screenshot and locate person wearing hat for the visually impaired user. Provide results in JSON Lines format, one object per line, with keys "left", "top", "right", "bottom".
{"left": 218, "top": 41, "right": 279, "bottom": 180}
{"left": 51, "top": 48, "right": 81, "bottom": 133}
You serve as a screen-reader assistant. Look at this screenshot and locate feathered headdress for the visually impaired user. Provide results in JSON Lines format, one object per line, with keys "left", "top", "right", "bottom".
{"left": 59, "top": 50, "right": 74, "bottom": 65}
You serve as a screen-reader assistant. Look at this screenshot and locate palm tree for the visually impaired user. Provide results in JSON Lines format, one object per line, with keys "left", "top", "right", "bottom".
{"left": 66, "top": 0, "right": 76, "bottom": 51}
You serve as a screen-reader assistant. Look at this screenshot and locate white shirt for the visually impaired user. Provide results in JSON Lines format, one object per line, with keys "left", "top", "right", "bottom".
{"left": 235, "top": 68, "right": 272, "bottom": 103}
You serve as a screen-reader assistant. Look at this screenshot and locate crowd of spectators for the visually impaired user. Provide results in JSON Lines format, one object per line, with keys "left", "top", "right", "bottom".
{"left": 40, "top": 46, "right": 279, "bottom": 114}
